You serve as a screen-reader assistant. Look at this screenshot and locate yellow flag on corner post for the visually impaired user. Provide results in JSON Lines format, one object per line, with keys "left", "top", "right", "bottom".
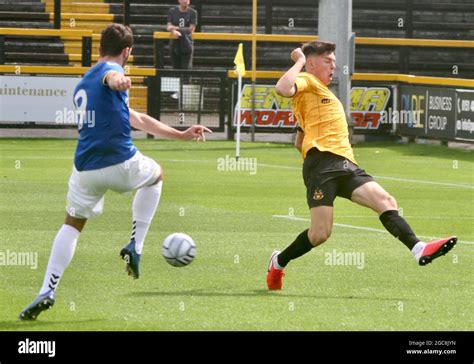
{"left": 234, "top": 43, "right": 246, "bottom": 77}
{"left": 234, "top": 43, "right": 245, "bottom": 160}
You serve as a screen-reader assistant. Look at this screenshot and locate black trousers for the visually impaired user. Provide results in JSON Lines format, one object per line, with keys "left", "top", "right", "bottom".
{"left": 171, "top": 48, "right": 193, "bottom": 70}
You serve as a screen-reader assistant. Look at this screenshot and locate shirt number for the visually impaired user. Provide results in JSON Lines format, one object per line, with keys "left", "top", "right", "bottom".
{"left": 74, "top": 89, "right": 87, "bottom": 130}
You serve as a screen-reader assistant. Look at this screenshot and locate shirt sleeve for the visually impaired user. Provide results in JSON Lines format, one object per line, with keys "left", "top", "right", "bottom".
{"left": 101, "top": 62, "right": 124, "bottom": 86}
{"left": 167, "top": 8, "right": 174, "bottom": 24}
{"left": 294, "top": 76, "right": 309, "bottom": 95}
{"left": 191, "top": 9, "right": 197, "bottom": 25}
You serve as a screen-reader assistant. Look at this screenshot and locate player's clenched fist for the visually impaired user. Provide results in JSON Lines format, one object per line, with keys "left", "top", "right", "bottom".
{"left": 113, "top": 74, "right": 132, "bottom": 91}
{"left": 106, "top": 72, "right": 132, "bottom": 91}
{"left": 291, "top": 48, "right": 306, "bottom": 65}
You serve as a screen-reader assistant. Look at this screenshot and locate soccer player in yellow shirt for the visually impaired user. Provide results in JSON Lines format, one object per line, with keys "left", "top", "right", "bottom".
{"left": 266, "top": 41, "right": 457, "bottom": 290}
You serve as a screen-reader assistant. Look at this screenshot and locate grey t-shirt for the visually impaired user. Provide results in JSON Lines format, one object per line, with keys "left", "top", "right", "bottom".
{"left": 168, "top": 7, "right": 197, "bottom": 53}
{"left": 168, "top": 6, "right": 197, "bottom": 29}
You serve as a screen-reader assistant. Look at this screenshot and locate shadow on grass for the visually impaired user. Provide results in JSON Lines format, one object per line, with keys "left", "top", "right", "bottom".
{"left": 0, "top": 318, "right": 106, "bottom": 331}
{"left": 128, "top": 288, "right": 412, "bottom": 301}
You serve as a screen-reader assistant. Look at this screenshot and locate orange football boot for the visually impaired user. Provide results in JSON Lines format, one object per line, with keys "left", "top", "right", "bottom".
{"left": 418, "top": 236, "right": 457, "bottom": 266}
{"left": 267, "top": 251, "right": 285, "bottom": 290}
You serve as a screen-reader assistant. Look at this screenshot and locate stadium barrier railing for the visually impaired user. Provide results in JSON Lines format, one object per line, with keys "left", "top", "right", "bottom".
{"left": 53, "top": 0, "right": 60, "bottom": 29}
{"left": 0, "top": 65, "right": 155, "bottom": 77}
{"left": 153, "top": 31, "right": 474, "bottom": 74}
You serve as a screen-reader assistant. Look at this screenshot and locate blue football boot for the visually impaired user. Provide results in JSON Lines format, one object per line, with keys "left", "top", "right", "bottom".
{"left": 19, "top": 290, "right": 55, "bottom": 321}
{"left": 120, "top": 239, "right": 141, "bottom": 279}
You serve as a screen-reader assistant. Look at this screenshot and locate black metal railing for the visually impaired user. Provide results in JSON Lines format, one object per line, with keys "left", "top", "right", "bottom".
{"left": 54, "top": 0, "right": 61, "bottom": 29}
{"left": 123, "top": 0, "right": 131, "bottom": 26}
{"left": 148, "top": 69, "right": 228, "bottom": 133}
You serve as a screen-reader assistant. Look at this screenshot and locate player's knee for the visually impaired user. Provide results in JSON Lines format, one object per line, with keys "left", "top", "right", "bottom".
{"left": 152, "top": 164, "right": 163, "bottom": 184}
{"left": 377, "top": 191, "right": 397, "bottom": 212}
{"left": 308, "top": 228, "right": 331, "bottom": 247}
{"left": 389, "top": 195, "right": 398, "bottom": 209}
{"left": 64, "top": 214, "right": 87, "bottom": 232}
{"left": 384, "top": 193, "right": 398, "bottom": 210}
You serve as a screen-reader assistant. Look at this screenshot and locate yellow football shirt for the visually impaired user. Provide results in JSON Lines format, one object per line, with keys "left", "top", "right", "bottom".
{"left": 292, "top": 72, "right": 356, "bottom": 164}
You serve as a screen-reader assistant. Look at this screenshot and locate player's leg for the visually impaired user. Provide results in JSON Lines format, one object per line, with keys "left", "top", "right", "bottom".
{"left": 267, "top": 162, "right": 337, "bottom": 290}
{"left": 37, "top": 214, "right": 87, "bottom": 295}
{"left": 116, "top": 152, "right": 163, "bottom": 279}
{"left": 279, "top": 206, "right": 333, "bottom": 265}
{"left": 350, "top": 180, "right": 456, "bottom": 264}
{"left": 120, "top": 178, "right": 162, "bottom": 279}
{"left": 351, "top": 180, "right": 420, "bottom": 246}
{"left": 130, "top": 175, "right": 162, "bottom": 254}
{"left": 20, "top": 168, "right": 104, "bottom": 320}
{"left": 65, "top": 213, "right": 87, "bottom": 231}
{"left": 267, "top": 206, "right": 333, "bottom": 290}
{"left": 18, "top": 214, "right": 87, "bottom": 321}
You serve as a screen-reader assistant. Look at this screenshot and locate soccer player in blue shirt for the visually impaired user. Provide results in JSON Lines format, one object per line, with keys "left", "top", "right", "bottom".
{"left": 19, "top": 24, "right": 211, "bottom": 320}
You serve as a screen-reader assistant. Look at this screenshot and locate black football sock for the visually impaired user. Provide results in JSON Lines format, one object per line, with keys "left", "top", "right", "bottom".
{"left": 277, "top": 229, "right": 313, "bottom": 268}
{"left": 379, "top": 210, "right": 419, "bottom": 250}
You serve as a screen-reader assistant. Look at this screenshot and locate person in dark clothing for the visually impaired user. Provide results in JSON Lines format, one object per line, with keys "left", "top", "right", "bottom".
{"left": 167, "top": 0, "right": 197, "bottom": 70}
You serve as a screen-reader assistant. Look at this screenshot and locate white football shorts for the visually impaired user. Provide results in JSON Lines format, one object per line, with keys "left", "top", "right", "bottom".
{"left": 66, "top": 151, "right": 161, "bottom": 219}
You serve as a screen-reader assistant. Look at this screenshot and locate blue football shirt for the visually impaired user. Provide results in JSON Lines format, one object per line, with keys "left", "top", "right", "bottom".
{"left": 73, "top": 61, "right": 137, "bottom": 171}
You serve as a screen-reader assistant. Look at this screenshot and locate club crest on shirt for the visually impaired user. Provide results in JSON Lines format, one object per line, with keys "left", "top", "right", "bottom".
{"left": 313, "top": 188, "right": 324, "bottom": 200}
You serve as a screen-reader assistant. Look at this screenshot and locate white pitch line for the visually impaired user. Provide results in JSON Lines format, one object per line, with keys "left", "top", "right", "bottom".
{"left": 163, "top": 159, "right": 211, "bottom": 164}
{"left": 173, "top": 160, "right": 474, "bottom": 189}
{"left": 272, "top": 214, "right": 474, "bottom": 245}
{"left": 259, "top": 163, "right": 473, "bottom": 189}
{"left": 258, "top": 163, "right": 300, "bottom": 170}
{"left": 372, "top": 175, "right": 474, "bottom": 189}
{"left": 320, "top": 215, "right": 474, "bottom": 220}
{"left": 0, "top": 155, "right": 73, "bottom": 160}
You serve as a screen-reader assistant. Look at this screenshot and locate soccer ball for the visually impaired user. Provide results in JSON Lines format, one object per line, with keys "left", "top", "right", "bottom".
{"left": 162, "top": 233, "right": 196, "bottom": 267}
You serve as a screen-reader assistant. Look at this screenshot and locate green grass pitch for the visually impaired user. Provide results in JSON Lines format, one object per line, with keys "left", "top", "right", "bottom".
{"left": 0, "top": 139, "right": 472, "bottom": 330}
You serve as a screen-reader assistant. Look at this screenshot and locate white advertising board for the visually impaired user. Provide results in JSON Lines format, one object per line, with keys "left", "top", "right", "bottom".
{"left": 0, "top": 75, "right": 80, "bottom": 124}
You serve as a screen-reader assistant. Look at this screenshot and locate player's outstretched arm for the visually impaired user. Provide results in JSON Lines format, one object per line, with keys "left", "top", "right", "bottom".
{"left": 129, "top": 108, "right": 212, "bottom": 141}
{"left": 275, "top": 48, "right": 306, "bottom": 97}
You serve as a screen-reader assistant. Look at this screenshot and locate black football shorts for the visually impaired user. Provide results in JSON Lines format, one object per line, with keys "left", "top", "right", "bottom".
{"left": 302, "top": 147, "right": 374, "bottom": 208}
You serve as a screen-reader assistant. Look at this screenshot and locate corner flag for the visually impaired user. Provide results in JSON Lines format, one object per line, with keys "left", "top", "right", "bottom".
{"left": 234, "top": 43, "right": 246, "bottom": 160}
{"left": 234, "top": 43, "right": 246, "bottom": 77}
